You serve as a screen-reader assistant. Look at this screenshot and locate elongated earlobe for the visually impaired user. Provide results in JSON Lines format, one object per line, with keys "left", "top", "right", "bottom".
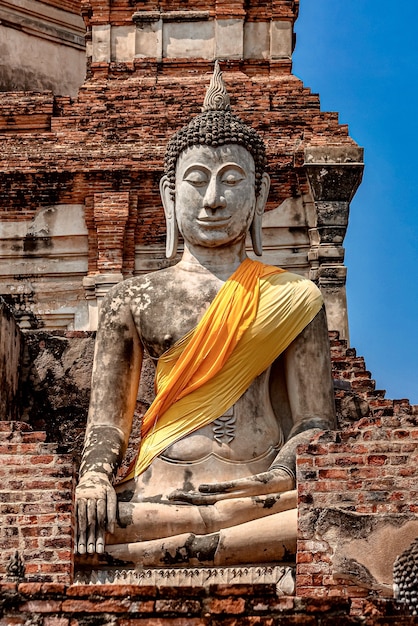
{"left": 250, "top": 172, "right": 270, "bottom": 257}
{"left": 160, "top": 175, "right": 178, "bottom": 260}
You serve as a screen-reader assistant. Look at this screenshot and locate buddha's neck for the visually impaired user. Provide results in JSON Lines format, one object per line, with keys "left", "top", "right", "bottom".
{"left": 180, "top": 241, "right": 248, "bottom": 281}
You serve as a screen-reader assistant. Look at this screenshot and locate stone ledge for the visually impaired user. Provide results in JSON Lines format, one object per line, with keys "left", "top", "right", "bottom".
{"left": 73, "top": 565, "right": 295, "bottom": 593}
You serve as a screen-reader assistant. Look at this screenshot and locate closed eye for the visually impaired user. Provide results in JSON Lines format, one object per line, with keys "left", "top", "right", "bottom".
{"left": 184, "top": 170, "right": 208, "bottom": 187}
{"left": 221, "top": 174, "right": 244, "bottom": 186}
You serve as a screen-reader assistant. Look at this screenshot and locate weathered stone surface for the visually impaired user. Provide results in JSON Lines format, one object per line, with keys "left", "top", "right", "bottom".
{"left": 0, "top": 0, "right": 85, "bottom": 96}
{"left": 313, "top": 509, "right": 418, "bottom": 594}
{"left": 20, "top": 331, "right": 94, "bottom": 463}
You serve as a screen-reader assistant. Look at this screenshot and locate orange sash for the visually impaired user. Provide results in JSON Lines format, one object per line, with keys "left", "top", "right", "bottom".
{"left": 122, "top": 259, "right": 322, "bottom": 481}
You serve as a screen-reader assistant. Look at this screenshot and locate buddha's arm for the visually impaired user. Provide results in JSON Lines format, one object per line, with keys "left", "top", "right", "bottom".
{"left": 171, "top": 308, "right": 335, "bottom": 505}
{"left": 75, "top": 285, "right": 142, "bottom": 554}
{"left": 270, "top": 306, "right": 336, "bottom": 477}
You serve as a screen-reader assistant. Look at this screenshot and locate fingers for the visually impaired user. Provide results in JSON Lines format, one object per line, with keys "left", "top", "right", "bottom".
{"left": 76, "top": 499, "right": 87, "bottom": 554}
{"left": 96, "top": 498, "right": 107, "bottom": 554}
{"left": 75, "top": 482, "right": 118, "bottom": 554}
{"left": 106, "top": 487, "right": 117, "bottom": 535}
{"left": 87, "top": 498, "right": 97, "bottom": 554}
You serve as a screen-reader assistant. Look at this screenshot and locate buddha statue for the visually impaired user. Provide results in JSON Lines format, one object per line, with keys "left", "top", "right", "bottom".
{"left": 75, "top": 63, "right": 336, "bottom": 567}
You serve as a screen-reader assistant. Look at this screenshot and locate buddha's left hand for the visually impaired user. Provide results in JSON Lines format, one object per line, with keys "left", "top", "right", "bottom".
{"left": 168, "top": 467, "right": 294, "bottom": 505}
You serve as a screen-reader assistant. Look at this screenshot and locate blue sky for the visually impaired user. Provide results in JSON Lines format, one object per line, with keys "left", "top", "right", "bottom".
{"left": 292, "top": 1, "right": 418, "bottom": 404}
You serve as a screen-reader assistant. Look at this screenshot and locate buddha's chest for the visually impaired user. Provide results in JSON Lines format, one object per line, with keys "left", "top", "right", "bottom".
{"left": 132, "top": 279, "right": 222, "bottom": 359}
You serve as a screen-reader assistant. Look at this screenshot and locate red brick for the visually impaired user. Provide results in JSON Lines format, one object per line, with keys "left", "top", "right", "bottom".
{"left": 367, "top": 455, "right": 388, "bottom": 466}
{"left": 204, "top": 597, "right": 246, "bottom": 614}
{"left": 17, "top": 582, "right": 43, "bottom": 594}
{"left": 118, "top": 616, "right": 208, "bottom": 626}
{"left": 66, "top": 584, "right": 156, "bottom": 597}
{"left": 43, "top": 619, "right": 70, "bottom": 626}
{"left": 19, "top": 600, "right": 62, "bottom": 613}
{"left": 62, "top": 599, "right": 132, "bottom": 613}
{"left": 296, "top": 552, "right": 313, "bottom": 564}
{"left": 155, "top": 599, "right": 201, "bottom": 613}
{"left": 317, "top": 469, "right": 348, "bottom": 479}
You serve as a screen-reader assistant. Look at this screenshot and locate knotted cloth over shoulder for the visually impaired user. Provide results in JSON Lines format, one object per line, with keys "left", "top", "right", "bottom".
{"left": 121, "top": 258, "right": 323, "bottom": 481}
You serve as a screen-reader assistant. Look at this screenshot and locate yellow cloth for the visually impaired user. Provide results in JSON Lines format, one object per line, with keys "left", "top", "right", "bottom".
{"left": 123, "top": 258, "right": 323, "bottom": 481}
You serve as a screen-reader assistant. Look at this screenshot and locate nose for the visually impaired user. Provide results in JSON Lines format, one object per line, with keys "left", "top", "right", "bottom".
{"left": 203, "top": 176, "right": 226, "bottom": 212}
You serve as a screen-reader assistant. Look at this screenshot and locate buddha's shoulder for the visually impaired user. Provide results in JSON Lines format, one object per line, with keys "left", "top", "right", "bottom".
{"left": 106, "top": 266, "right": 176, "bottom": 295}
{"left": 117, "top": 263, "right": 220, "bottom": 291}
{"left": 106, "top": 264, "right": 219, "bottom": 304}
{"left": 270, "top": 270, "right": 322, "bottom": 294}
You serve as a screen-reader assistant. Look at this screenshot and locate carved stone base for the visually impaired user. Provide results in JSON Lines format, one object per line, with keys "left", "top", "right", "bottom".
{"left": 74, "top": 565, "right": 295, "bottom": 595}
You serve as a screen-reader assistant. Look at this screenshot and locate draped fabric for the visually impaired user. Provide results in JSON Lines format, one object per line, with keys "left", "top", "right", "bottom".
{"left": 121, "top": 258, "right": 323, "bottom": 482}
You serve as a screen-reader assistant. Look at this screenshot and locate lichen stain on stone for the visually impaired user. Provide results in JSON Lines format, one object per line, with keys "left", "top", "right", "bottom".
{"left": 182, "top": 469, "right": 195, "bottom": 493}
{"left": 141, "top": 466, "right": 152, "bottom": 485}
{"left": 160, "top": 531, "right": 220, "bottom": 566}
{"left": 23, "top": 234, "right": 52, "bottom": 254}
{"left": 109, "top": 296, "right": 124, "bottom": 313}
{"left": 253, "top": 494, "right": 281, "bottom": 509}
{"left": 117, "top": 502, "right": 134, "bottom": 527}
{"left": 137, "top": 292, "right": 151, "bottom": 313}
{"left": 140, "top": 276, "right": 153, "bottom": 291}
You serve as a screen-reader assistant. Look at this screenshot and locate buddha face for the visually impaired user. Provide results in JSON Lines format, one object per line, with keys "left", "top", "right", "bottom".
{"left": 173, "top": 144, "right": 257, "bottom": 249}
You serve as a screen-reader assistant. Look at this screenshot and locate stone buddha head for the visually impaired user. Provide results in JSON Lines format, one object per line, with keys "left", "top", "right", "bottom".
{"left": 160, "top": 62, "right": 271, "bottom": 259}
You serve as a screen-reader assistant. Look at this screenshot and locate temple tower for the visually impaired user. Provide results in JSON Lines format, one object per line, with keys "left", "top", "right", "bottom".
{"left": 0, "top": 0, "right": 362, "bottom": 339}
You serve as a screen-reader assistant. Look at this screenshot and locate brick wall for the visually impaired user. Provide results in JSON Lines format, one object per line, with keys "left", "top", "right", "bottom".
{"left": 0, "top": 65, "right": 357, "bottom": 330}
{"left": 0, "top": 0, "right": 360, "bottom": 333}
{"left": 0, "top": 71, "right": 353, "bottom": 262}
{"left": 0, "top": 422, "right": 75, "bottom": 585}
{"left": 0, "top": 582, "right": 415, "bottom": 625}
{"left": 296, "top": 332, "right": 418, "bottom": 610}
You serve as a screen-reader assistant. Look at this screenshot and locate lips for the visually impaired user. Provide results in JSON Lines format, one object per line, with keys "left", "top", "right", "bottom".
{"left": 197, "top": 217, "right": 231, "bottom": 226}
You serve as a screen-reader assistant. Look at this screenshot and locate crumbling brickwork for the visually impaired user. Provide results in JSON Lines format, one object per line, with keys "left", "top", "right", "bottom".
{"left": 0, "top": 422, "right": 75, "bottom": 585}
{"left": 0, "top": 583, "right": 415, "bottom": 625}
{"left": 297, "top": 332, "right": 418, "bottom": 611}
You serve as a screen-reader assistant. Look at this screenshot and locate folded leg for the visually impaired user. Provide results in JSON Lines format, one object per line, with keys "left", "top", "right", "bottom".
{"left": 106, "top": 508, "right": 297, "bottom": 567}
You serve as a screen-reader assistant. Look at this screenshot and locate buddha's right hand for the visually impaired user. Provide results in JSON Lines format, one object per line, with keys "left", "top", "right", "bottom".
{"left": 75, "top": 471, "right": 117, "bottom": 555}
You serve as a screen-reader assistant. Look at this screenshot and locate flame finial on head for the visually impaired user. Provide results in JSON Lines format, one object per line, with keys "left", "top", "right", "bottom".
{"left": 202, "top": 60, "right": 231, "bottom": 113}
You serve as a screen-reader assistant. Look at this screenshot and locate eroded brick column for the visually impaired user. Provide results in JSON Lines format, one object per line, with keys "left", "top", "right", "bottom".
{"left": 83, "top": 191, "right": 135, "bottom": 329}
{"left": 93, "top": 191, "right": 129, "bottom": 274}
